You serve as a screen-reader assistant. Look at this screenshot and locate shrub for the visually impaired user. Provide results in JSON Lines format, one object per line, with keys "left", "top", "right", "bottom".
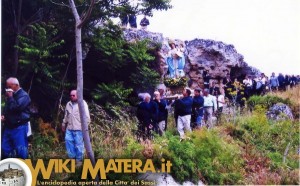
{"left": 150, "top": 129, "right": 245, "bottom": 184}
{"left": 247, "top": 95, "right": 291, "bottom": 110}
{"left": 191, "top": 129, "right": 244, "bottom": 185}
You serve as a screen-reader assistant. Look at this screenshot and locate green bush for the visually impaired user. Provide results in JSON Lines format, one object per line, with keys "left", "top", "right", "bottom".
{"left": 191, "top": 129, "right": 244, "bottom": 184}
{"left": 149, "top": 130, "right": 245, "bottom": 184}
{"left": 225, "top": 108, "right": 299, "bottom": 184}
{"left": 247, "top": 95, "right": 291, "bottom": 110}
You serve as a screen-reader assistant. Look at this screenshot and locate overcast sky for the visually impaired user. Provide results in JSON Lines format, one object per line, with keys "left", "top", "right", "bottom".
{"left": 135, "top": 0, "right": 300, "bottom": 76}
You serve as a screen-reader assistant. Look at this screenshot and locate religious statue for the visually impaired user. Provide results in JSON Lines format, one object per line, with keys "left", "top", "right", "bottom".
{"left": 166, "top": 40, "right": 185, "bottom": 78}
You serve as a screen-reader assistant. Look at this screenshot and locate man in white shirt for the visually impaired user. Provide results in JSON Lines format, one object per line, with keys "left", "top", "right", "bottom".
{"left": 203, "top": 89, "right": 217, "bottom": 129}
{"left": 243, "top": 75, "right": 253, "bottom": 98}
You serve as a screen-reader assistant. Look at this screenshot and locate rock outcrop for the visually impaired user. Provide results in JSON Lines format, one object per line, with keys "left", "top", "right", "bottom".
{"left": 266, "top": 103, "right": 294, "bottom": 121}
{"left": 123, "top": 29, "right": 260, "bottom": 88}
{"left": 185, "top": 39, "right": 260, "bottom": 88}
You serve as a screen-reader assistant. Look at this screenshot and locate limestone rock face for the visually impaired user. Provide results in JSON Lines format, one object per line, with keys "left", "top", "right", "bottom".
{"left": 266, "top": 103, "right": 294, "bottom": 121}
{"left": 123, "top": 29, "right": 260, "bottom": 88}
{"left": 185, "top": 39, "right": 245, "bottom": 88}
{"left": 123, "top": 28, "right": 164, "bottom": 43}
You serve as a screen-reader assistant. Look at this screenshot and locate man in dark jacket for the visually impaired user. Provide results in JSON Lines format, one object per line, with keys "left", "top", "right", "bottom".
{"left": 192, "top": 89, "right": 204, "bottom": 129}
{"left": 1, "top": 77, "right": 31, "bottom": 159}
{"left": 128, "top": 14, "right": 137, "bottom": 28}
{"left": 153, "top": 91, "right": 167, "bottom": 135}
{"left": 140, "top": 15, "right": 150, "bottom": 30}
{"left": 137, "top": 93, "right": 158, "bottom": 139}
{"left": 277, "top": 73, "right": 285, "bottom": 91}
{"left": 176, "top": 88, "right": 193, "bottom": 140}
{"left": 203, "top": 70, "right": 211, "bottom": 89}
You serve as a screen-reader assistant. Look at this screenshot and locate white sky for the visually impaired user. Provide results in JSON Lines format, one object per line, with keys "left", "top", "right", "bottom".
{"left": 135, "top": 0, "right": 300, "bottom": 76}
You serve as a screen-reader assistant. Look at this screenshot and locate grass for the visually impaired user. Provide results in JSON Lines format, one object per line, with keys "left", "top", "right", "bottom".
{"left": 269, "top": 85, "right": 300, "bottom": 106}
{"left": 268, "top": 85, "right": 300, "bottom": 118}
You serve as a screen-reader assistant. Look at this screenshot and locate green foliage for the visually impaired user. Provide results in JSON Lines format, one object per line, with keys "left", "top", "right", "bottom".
{"left": 247, "top": 95, "right": 291, "bottom": 110}
{"left": 149, "top": 130, "right": 244, "bottom": 184}
{"left": 166, "top": 134, "right": 197, "bottom": 182}
{"left": 92, "top": 82, "right": 133, "bottom": 107}
{"left": 16, "top": 22, "right": 68, "bottom": 119}
{"left": 225, "top": 108, "right": 299, "bottom": 184}
{"left": 17, "top": 22, "right": 67, "bottom": 79}
{"left": 191, "top": 130, "right": 244, "bottom": 184}
{"left": 164, "top": 77, "right": 188, "bottom": 87}
{"left": 139, "top": 0, "right": 173, "bottom": 15}
{"left": 88, "top": 22, "right": 159, "bottom": 94}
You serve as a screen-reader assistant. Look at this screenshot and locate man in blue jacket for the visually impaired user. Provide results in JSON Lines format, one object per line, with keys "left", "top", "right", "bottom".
{"left": 153, "top": 91, "right": 167, "bottom": 136}
{"left": 1, "top": 77, "right": 31, "bottom": 159}
{"left": 137, "top": 93, "right": 158, "bottom": 139}
{"left": 176, "top": 88, "right": 193, "bottom": 140}
{"left": 192, "top": 88, "right": 204, "bottom": 129}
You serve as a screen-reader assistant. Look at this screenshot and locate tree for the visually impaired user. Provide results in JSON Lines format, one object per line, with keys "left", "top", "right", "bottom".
{"left": 65, "top": 0, "right": 171, "bottom": 165}
{"left": 2, "top": 0, "right": 49, "bottom": 76}
{"left": 16, "top": 22, "right": 68, "bottom": 119}
{"left": 68, "top": 0, "right": 96, "bottom": 169}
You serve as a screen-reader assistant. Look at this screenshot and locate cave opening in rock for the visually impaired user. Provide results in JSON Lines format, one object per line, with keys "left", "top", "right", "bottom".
{"left": 230, "top": 66, "right": 246, "bottom": 81}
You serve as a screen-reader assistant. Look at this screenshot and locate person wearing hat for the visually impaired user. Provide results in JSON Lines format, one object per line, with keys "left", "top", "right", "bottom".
{"left": 166, "top": 40, "right": 185, "bottom": 78}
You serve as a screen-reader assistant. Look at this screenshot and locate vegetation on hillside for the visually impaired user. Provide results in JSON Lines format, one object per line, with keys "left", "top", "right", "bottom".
{"left": 28, "top": 87, "right": 300, "bottom": 184}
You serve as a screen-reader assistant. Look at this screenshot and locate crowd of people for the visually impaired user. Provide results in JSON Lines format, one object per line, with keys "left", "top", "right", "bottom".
{"left": 136, "top": 72, "right": 300, "bottom": 141}
{"left": 1, "top": 72, "right": 299, "bottom": 160}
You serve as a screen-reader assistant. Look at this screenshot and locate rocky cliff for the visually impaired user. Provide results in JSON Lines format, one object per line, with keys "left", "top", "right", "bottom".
{"left": 123, "top": 29, "right": 260, "bottom": 89}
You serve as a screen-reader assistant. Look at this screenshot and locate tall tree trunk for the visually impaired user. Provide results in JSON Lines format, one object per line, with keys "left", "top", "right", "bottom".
{"left": 75, "top": 26, "right": 95, "bottom": 163}
{"left": 12, "top": 0, "right": 23, "bottom": 76}
{"left": 12, "top": 36, "right": 19, "bottom": 76}
{"left": 69, "top": 0, "right": 96, "bottom": 168}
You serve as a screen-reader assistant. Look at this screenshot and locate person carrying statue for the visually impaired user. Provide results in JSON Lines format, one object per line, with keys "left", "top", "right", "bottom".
{"left": 192, "top": 88, "right": 204, "bottom": 129}
{"left": 153, "top": 91, "right": 167, "bottom": 136}
{"left": 137, "top": 93, "right": 158, "bottom": 140}
{"left": 166, "top": 40, "right": 185, "bottom": 78}
{"left": 176, "top": 88, "right": 193, "bottom": 141}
